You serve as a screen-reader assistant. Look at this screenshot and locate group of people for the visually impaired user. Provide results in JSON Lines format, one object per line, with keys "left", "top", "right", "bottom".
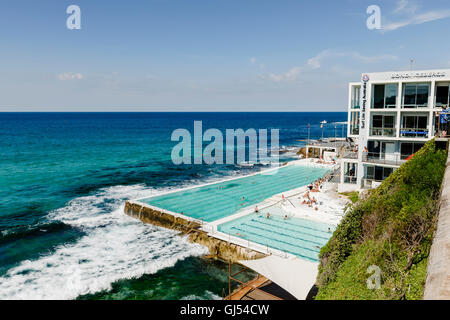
{"left": 307, "top": 178, "right": 323, "bottom": 193}
{"left": 301, "top": 190, "right": 319, "bottom": 210}
{"left": 315, "top": 156, "right": 336, "bottom": 165}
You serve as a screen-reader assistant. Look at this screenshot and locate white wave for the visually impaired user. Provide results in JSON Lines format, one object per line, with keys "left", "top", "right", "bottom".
{"left": 0, "top": 184, "right": 209, "bottom": 300}
{"left": 180, "top": 290, "right": 221, "bottom": 300}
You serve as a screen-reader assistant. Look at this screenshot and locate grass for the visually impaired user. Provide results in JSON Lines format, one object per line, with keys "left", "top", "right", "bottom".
{"left": 340, "top": 191, "right": 359, "bottom": 204}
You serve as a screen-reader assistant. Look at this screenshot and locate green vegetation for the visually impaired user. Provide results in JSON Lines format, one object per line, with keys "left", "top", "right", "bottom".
{"left": 340, "top": 191, "right": 359, "bottom": 204}
{"left": 316, "top": 139, "right": 447, "bottom": 300}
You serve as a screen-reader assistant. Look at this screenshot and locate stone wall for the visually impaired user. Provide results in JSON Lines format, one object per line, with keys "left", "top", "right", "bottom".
{"left": 424, "top": 146, "right": 450, "bottom": 300}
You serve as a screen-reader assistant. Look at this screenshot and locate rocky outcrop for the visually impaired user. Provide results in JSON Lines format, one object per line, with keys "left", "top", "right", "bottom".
{"left": 124, "top": 201, "right": 267, "bottom": 263}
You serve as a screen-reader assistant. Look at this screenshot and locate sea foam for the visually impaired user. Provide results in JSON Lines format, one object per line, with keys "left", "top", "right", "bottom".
{"left": 0, "top": 184, "right": 208, "bottom": 300}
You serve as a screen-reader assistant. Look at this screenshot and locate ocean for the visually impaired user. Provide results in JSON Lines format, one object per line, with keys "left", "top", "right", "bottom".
{"left": 0, "top": 112, "right": 347, "bottom": 299}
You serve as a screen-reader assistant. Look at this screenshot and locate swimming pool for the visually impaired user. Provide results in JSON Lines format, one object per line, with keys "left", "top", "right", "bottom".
{"left": 218, "top": 213, "right": 334, "bottom": 262}
{"left": 139, "top": 164, "right": 330, "bottom": 222}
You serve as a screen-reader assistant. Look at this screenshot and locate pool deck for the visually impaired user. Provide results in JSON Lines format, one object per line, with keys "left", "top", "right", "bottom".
{"left": 124, "top": 159, "right": 345, "bottom": 299}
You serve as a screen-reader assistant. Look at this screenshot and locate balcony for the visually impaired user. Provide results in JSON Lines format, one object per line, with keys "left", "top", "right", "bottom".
{"left": 435, "top": 111, "right": 450, "bottom": 138}
{"left": 370, "top": 127, "right": 396, "bottom": 137}
{"left": 364, "top": 152, "right": 407, "bottom": 166}
{"left": 400, "top": 128, "right": 429, "bottom": 138}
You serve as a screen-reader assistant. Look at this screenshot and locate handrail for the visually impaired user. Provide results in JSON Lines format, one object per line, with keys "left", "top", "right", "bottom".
{"left": 370, "top": 127, "right": 396, "bottom": 137}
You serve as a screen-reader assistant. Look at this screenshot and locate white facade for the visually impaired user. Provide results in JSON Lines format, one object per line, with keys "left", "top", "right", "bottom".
{"left": 339, "top": 68, "right": 450, "bottom": 191}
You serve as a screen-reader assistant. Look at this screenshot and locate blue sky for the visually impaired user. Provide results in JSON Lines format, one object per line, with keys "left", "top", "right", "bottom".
{"left": 1, "top": 0, "right": 450, "bottom": 111}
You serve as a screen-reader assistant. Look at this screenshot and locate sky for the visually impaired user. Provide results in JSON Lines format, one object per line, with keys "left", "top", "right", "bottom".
{"left": 1, "top": 0, "right": 450, "bottom": 112}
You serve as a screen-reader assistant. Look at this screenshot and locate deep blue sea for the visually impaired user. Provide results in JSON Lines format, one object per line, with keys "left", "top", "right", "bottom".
{"left": 0, "top": 112, "right": 346, "bottom": 299}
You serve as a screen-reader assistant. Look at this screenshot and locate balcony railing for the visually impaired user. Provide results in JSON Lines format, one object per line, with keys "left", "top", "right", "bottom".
{"left": 344, "top": 175, "right": 357, "bottom": 184}
{"left": 362, "top": 179, "right": 384, "bottom": 189}
{"left": 342, "top": 151, "right": 358, "bottom": 159}
{"left": 370, "top": 127, "right": 396, "bottom": 137}
{"left": 400, "top": 128, "right": 429, "bottom": 138}
{"left": 435, "top": 111, "right": 450, "bottom": 138}
{"left": 364, "top": 152, "right": 407, "bottom": 166}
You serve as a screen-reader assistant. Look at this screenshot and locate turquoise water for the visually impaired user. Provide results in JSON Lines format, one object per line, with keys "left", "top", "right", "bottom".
{"left": 218, "top": 214, "right": 334, "bottom": 262}
{"left": 140, "top": 165, "right": 329, "bottom": 222}
{"left": 0, "top": 112, "right": 347, "bottom": 299}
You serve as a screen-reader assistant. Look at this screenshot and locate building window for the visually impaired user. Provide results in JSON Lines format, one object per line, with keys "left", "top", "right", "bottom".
{"left": 402, "top": 83, "right": 430, "bottom": 108}
{"left": 371, "top": 114, "right": 395, "bottom": 137}
{"left": 435, "top": 84, "right": 450, "bottom": 107}
{"left": 366, "top": 165, "right": 393, "bottom": 181}
{"left": 400, "top": 142, "right": 424, "bottom": 160}
{"left": 344, "top": 162, "right": 357, "bottom": 184}
{"left": 350, "top": 111, "right": 360, "bottom": 135}
{"left": 352, "top": 86, "right": 360, "bottom": 109}
{"left": 372, "top": 84, "right": 398, "bottom": 109}
{"left": 400, "top": 115, "right": 428, "bottom": 137}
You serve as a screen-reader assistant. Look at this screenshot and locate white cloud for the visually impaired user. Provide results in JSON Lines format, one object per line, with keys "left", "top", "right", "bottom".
{"left": 383, "top": 0, "right": 450, "bottom": 31}
{"left": 57, "top": 72, "right": 83, "bottom": 81}
{"left": 250, "top": 57, "right": 256, "bottom": 64}
{"left": 268, "top": 66, "right": 303, "bottom": 82}
{"left": 264, "top": 50, "right": 398, "bottom": 82}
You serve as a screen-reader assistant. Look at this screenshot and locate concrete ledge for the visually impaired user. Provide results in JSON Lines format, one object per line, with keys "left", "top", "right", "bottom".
{"left": 124, "top": 200, "right": 266, "bottom": 263}
{"left": 424, "top": 147, "right": 450, "bottom": 300}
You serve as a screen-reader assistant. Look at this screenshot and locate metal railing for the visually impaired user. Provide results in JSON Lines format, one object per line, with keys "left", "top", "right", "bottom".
{"left": 364, "top": 152, "right": 407, "bottom": 166}
{"left": 342, "top": 151, "right": 358, "bottom": 159}
{"left": 370, "top": 127, "right": 396, "bottom": 137}
{"left": 435, "top": 111, "right": 450, "bottom": 138}
{"left": 343, "top": 175, "right": 357, "bottom": 184}
{"left": 400, "top": 127, "right": 429, "bottom": 138}
{"left": 362, "top": 179, "right": 384, "bottom": 189}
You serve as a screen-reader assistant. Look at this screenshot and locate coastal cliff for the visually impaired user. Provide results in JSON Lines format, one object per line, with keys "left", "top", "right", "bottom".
{"left": 315, "top": 139, "right": 447, "bottom": 300}
{"left": 124, "top": 201, "right": 266, "bottom": 263}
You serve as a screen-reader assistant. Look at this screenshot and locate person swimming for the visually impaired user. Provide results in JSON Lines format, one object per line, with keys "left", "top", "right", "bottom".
{"left": 266, "top": 212, "right": 270, "bottom": 219}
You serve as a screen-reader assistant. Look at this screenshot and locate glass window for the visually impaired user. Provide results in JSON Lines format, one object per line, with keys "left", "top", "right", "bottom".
{"left": 366, "top": 166, "right": 375, "bottom": 180}
{"left": 384, "top": 116, "right": 394, "bottom": 128}
{"left": 383, "top": 168, "right": 393, "bottom": 179}
{"left": 352, "top": 86, "right": 360, "bottom": 109}
{"left": 373, "top": 85, "right": 385, "bottom": 108}
{"left": 401, "top": 143, "right": 413, "bottom": 159}
{"left": 436, "top": 86, "right": 449, "bottom": 106}
{"left": 372, "top": 115, "right": 383, "bottom": 128}
{"left": 385, "top": 84, "right": 398, "bottom": 108}
{"left": 416, "top": 85, "right": 429, "bottom": 106}
{"left": 403, "top": 85, "right": 416, "bottom": 106}
{"left": 403, "top": 84, "right": 430, "bottom": 108}
{"left": 401, "top": 142, "right": 424, "bottom": 159}
{"left": 417, "top": 116, "right": 428, "bottom": 128}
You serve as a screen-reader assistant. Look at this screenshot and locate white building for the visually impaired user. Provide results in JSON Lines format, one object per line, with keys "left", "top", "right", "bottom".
{"left": 339, "top": 68, "right": 450, "bottom": 192}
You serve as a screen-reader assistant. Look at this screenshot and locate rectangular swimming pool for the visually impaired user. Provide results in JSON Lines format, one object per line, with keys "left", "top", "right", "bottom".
{"left": 139, "top": 164, "right": 330, "bottom": 222}
{"left": 218, "top": 213, "right": 334, "bottom": 262}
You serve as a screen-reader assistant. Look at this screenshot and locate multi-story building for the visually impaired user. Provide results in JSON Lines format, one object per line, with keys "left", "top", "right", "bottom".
{"left": 339, "top": 68, "right": 450, "bottom": 192}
